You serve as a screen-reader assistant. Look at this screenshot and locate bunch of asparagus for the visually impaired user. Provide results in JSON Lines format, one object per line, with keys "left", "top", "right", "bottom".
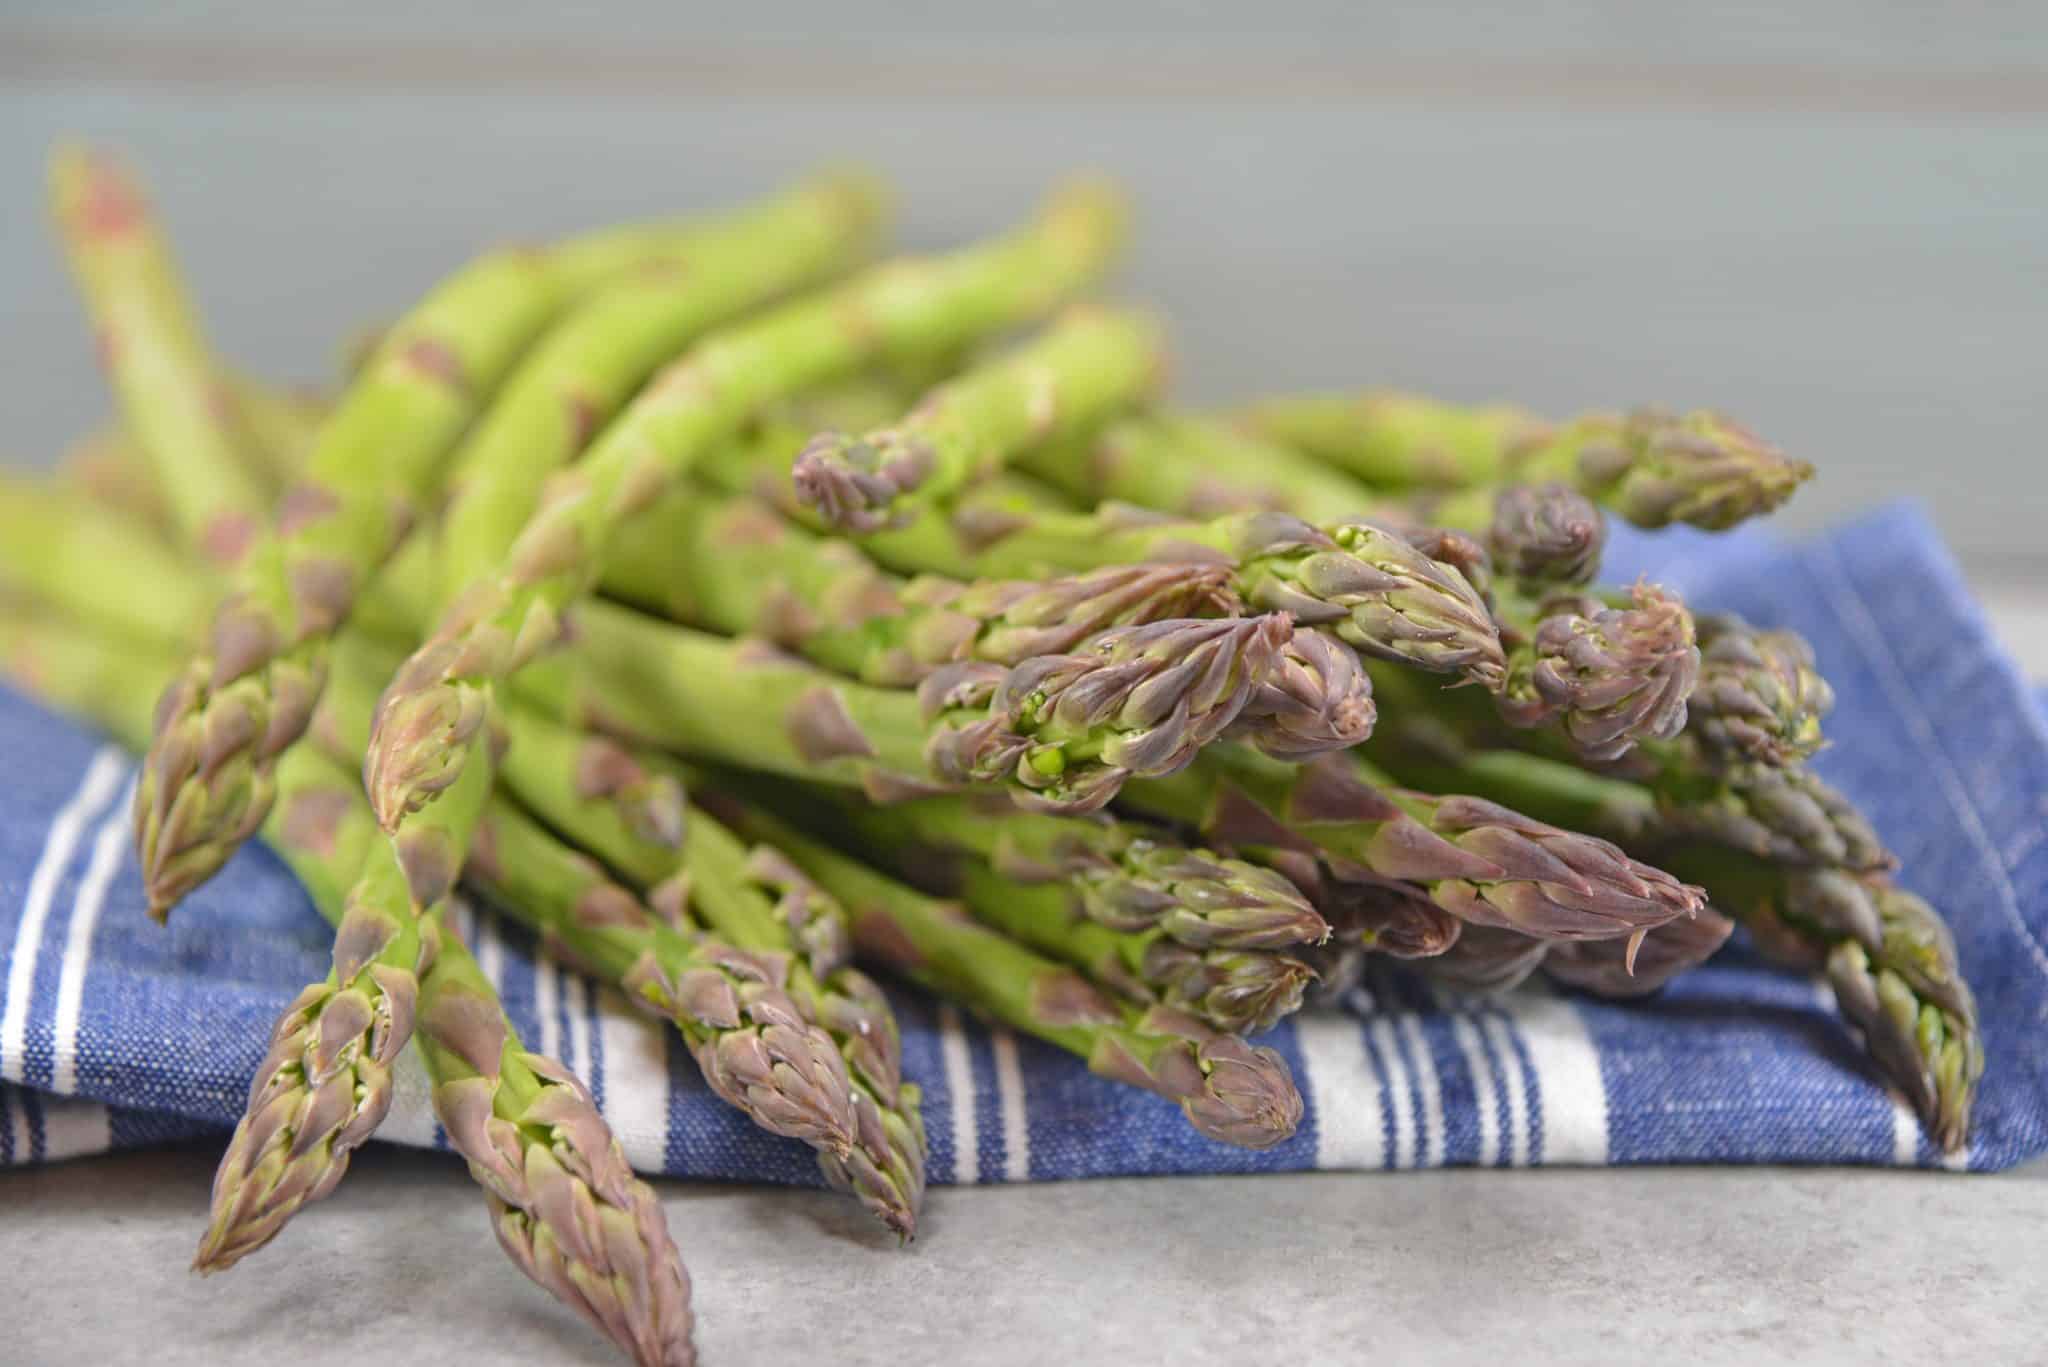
{"left": 0, "top": 145, "right": 1983, "bottom": 1366}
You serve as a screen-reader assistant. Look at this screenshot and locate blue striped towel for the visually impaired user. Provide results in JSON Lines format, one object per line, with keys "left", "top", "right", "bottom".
{"left": 2, "top": 501, "right": 2044, "bottom": 1180}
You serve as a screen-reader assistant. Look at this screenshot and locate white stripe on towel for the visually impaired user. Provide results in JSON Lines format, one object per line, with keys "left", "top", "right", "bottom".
{"left": 937, "top": 1003, "right": 979, "bottom": 1185}
{"left": 595, "top": 986, "right": 671, "bottom": 1173}
{"left": 1500, "top": 986, "right": 1609, "bottom": 1165}
{"left": 1294, "top": 1012, "right": 1385, "bottom": 1171}
{"left": 990, "top": 1028, "right": 1030, "bottom": 1182}
{"left": 1, "top": 748, "right": 126, "bottom": 1083}
{"left": 50, "top": 778, "right": 137, "bottom": 1095}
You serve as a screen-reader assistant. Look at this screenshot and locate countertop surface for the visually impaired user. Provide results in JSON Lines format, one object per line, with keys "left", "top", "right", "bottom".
{"left": 7, "top": 1144, "right": 2045, "bottom": 1367}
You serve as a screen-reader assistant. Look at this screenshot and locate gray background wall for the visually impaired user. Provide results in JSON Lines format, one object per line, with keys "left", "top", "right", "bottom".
{"left": 4, "top": 3, "right": 2044, "bottom": 566}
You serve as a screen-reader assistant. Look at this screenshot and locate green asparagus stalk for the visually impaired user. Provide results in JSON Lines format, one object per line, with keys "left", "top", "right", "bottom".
{"left": 911, "top": 835, "right": 1316, "bottom": 1034}
{"left": 48, "top": 144, "right": 270, "bottom": 565}
{"left": 2, "top": 617, "right": 709, "bottom": 1353}
{"left": 194, "top": 732, "right": 493, "bottom": 1270}
{"left": 55, "top": 421, "right": 178, "bottom": 539}
{"left": 497, "top": 718, "right": 925, "bottom": 1239}
{"left": 1348, "top": 731, "right": 1975, "bottom": 1146}
{"left": 519, "top": 599, "right": 1286, "bottom": 814}
{"left": 604, "top": 489, "right": 1242, "bottom": 687}
{"left": 1656, "top": 849, "right": 1981, "bottom": 1151}
{"left": 426, "top": 177, "right": 889, "bottom": 613}
{"left": 879, "top": 502, "right": 1508, "bottom": 689}
{"left": 411, "top": 913, "right": 698, "bottom": 1366}
{"left": 466, "top": 796, "right": 859, "bottom": 1158}
{"left": 1238, "top": 393, "right": 1813, "bottom": 530}
{"left": 224, "top": 374, "right": 327, "bottom": 489}
{"left": 0, "top": 471, "right": 218, "bottom": 647}
{"left": 756, "top": 785, "right": 1314, "bottom": 1034}
{"left": 793, "top": 307, "right": 1165, "bottom": 531}
{"left": 362, "top": 181, "right": 1127, "bottom": 832}
{"left": 1017, "top": 410, "right": 1378, "bottom": 524}
{"left": 366, "top": 169, "right": 887, "bottom": 966}
{"left": 1251, "top": 848, "right": 1462, "bottom": 959}
{"left": 1685, "top": 613, "right": 1834, "bottom": 767}
{"left": 1225, "top": 624, "right": 1378, "bottom": 759}
{"left": 1493, "top": 582, "right": 1700, "bottom": 763}
{"left": 1368, "top": 662, "right": 1884, "bottom": 871}
{"left": 759, "top": 782, "right": 1328, "bottom": 950}
{"left": 132, "top": 191, "right": 816, "bottom": 922}
{"left": 1543, "top": 906, "right": 1735, "bottom": 997}
{"left": 258, "top": 745, "right": 699, "bottom": 1363}
{"left": 1124, "top": 746, "right": 1706, "bottom": 941}
{"left": 1472, "top": 483, "right": 1607, "bottom": 589}
{"left": 713, "top": 800, "right": 1305, "bottom": 1150}
{"left": 1021, "top": 414, "right": 1609, "bottom": 592}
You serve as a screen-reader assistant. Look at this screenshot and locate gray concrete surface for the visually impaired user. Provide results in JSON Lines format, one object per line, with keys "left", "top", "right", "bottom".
{"left": 4, "top": 1143, "right": 2044, "bottom": 1367}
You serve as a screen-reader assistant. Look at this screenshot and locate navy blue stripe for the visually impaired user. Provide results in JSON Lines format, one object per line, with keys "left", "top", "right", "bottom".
{"left": 1496, "top": 1007, "right": 1545, "bottom": 1165}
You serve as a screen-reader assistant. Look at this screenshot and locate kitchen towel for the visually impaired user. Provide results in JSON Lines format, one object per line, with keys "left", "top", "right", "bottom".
{"left": 3, "top": 500, "right": 2044, "bottom": 1180}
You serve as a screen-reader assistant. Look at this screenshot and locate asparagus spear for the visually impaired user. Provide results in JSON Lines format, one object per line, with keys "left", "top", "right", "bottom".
{"left": 1652, "top": 849, "right": 1981, "bottom": 1151}
{"left": 754, "top": 782, "right": 1328, "bottom": 950}
{"left": 1125, "top": 746, "right": 1705, "bottom": 941}
{"left": 1238, "top": 392, "right": 1813, "bottom": 530}
{"left": 604, "top": 488, "right": 1242, "bottom": 687}
{"left": 1493, "top": 582, "right": 1700, "bottom": 763}
{"left": 1544, "top": 906, "right": 1735, "bottom": 998}
{"left": 55, "top": 420, "right": 178, "bottom": 539}
{"left": 1021, "top": 414, "right": 1608, "bottom": 591}
{"left": 413, "top": 915, "right": 699, "bottom": 1366}
{"left": 518, "top": 599, "right": 1286, "bottom": 814}
{"left": 1685, "top": 613, "right": 1834, "bottom": 767}
{"left": 132, "top": 187, "right": 848, "bottom": 922}
{"left": 873, "top": 502, "right": 1507, "bottom": 689}
{"left": 196, "top": 731, "right": 494, "bottom": 1270}
{"left": 466, "top": 797, "right": 859, "bottom": 1157}
{"left": 1253, "top": 849, "right": 1462, "bottom": 959}
{"left": 713, "top": 800, "right": 1305, "bottom": 1150}
{"left": 1350, "top": 733, "right": 1977, "bottom": 1147}
{"left": 497, "top": 718, "right": 925, "bottom": 1239}
{"left": 1368, "top": 662, "right": 1884, "bottom": 870}
{"left": 793, "top": 307, "right": 1165, "bottom": 531}
{"left": 903, "top": 835, "right": 1316, "bottom": 1035}
{"left": 130, "top": 696, "right": 700, "bottom": 1360}
{"left": 362, "top": 181, "right": 1127, "bottom": 831}
{"left": 48, "top": 145, "right": 270, "bottom": 565}
{"left": 1225, "top": 624, "right": 1378, "bottom": 759}
{"left": 756, "top": 784, "right": 1314, "bottom": 1033}
{"left": 1474, "top": 483, "right": 1607, "bottom": 589}
{"left": 365, "top": 172, "right": 888, "bottom": 1013}
{"left": 0, "top": 471, "right": 218, "bottom": 647}
{"left": 1017, "top": 409, "right": 1377, "bottom": 524}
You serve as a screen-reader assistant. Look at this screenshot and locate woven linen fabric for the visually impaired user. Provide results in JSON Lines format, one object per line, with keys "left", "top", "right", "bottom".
{"left": 2, "top": 501, "right": 2043, "bottom": 1181}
